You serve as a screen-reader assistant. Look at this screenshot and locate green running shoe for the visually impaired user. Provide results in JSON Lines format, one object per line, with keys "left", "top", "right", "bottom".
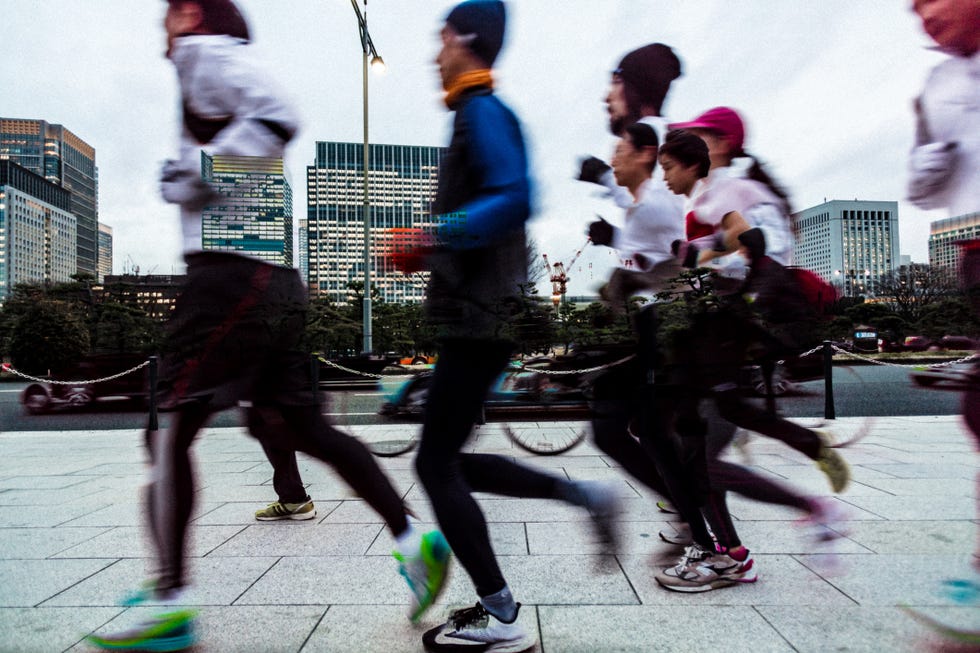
{"left": 393, "top": 530, "right": 451, "bottom": 622}
{"left": 86, "top": 609, "right": 197, "bottom": 652}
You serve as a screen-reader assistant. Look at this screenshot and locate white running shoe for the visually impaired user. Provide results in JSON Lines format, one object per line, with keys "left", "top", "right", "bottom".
{"left": 422, "top": 602, "right": 535, "bottom": 652}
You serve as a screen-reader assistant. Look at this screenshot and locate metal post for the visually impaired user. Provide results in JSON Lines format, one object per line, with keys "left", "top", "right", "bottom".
{"left": 822, "top": 340, "right": 835, "bottom": 420}
{"left": 311, "top": 354, "right": 321, "bottom": 407}
{"left": 360, "top": 5, "right": 372, "bottom": 355}
{"left": 148, "top": 355, "right": 158, "bottom": 431}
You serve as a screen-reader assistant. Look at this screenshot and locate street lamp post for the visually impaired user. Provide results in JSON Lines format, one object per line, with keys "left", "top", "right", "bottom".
{"left": 350, "top": 0, "right": 385, "bottom": 355}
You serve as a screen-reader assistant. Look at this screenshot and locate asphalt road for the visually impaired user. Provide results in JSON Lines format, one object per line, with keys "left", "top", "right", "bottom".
{"left": 0, "top": 362, "right": 964, "bottom": 433}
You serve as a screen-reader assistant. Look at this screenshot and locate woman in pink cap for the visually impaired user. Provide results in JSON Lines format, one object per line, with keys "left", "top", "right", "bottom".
{"left": 668, "top": 106, "right": 795, "bottom": 275}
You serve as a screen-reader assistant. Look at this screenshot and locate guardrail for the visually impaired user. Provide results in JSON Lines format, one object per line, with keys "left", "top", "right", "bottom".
{"left": 2, "top": 345, "right": 976, "bottom": 424}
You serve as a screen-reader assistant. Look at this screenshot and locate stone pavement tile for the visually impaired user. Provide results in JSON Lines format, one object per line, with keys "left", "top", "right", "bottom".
{"left": 492, "top": 555, "right": 635, "bottom": 605}
{"left": 0, "top": 485, "right": 123, "bottom": 507}
{"left": 45, "top": 556, "right": 281, "bottom": 607}
{"left": 61, "top": 500, "right": 223, "bottom": 528}
{"left": 53, "top": 524, "right": 244, "bottom": 559}
{"left": 539, "top": 604, "right": 793, "bottom": 653}
{"left": 302, "top": 604, "right": 538, "bottom": 653}
{"left": 0, "top": 606, "right": 121, "bottom": 653}
{"left": 725, "top": 495, "right": 882, "bottom": 522}
{"left": 70, "top": 605, "right": 326, "bottom": 653}
{"left": 856, "top": 477, "right": 975, "bottom": 496}
{"left": 716, "top": 521, "right": 872, "bottom": 555}
{"left": 236, "top": 556, "right": 422, "bottom": 606}
{"left": 830, "top": 520, "right": 975, "bottom": 555}
{"left": 194, "top": 483, "right": 307, "bottom": 504}
{"left": 0, "top": 527, "right": 110, "bottom": 559}
{"left": 466, "top": 498, "right": 587, "bottom": 523}
{"left": 512, "top": 454, "right": 613, "bottom": 470}
{"left": 208, "top": 522, "right": 382, "bottom": 557}
{"left": 321, "top": 498, "right": 417, "bottom": 523}
{"left": 840, "top": 494, "right": 976, "bottom": 520}
{"left": 527, "top": 520, "right": 691, "bottom": 555}
{"left": 758, "top": 605, "right": 979, "bottom": 653}
{"left": 0, "top": 475, "right": 94, "bottom": 490}
{"left": 194, "top": 500, "right": 341, "bottom": 525}
{"left": 796, "top": 553, "right": 976, "bottom": 606}
{"left": 620, "top": 554, "right": 853, "bottom": 606}
{"left": 367, "top": 520, "right": 528, "bottom": 556}
{"left": 0, "top": 559, "right": 115, "bottom": 607}
{"left": 0, "top": 499, "right": 114, "bottom": 528}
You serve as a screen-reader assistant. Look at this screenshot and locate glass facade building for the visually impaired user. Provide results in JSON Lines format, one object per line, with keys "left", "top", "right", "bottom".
{"left": 929, "top": 212, "right": 980, "bottom": 271}
{"left": 0, "top": 160, "right": 77, "bottom": 302}
{"left": 201, "top": 154, "right": 293, "bottom": 267}
{"left": 0, "top": 118, "right": 98, "bottom": 277}
{"left": 306, "top": 141, "right": 441, "bottom": 304}
{"left": 97, "top": 222, "right": 113, "bottom": 282}
{"left": 794, "top": 199, "right": 901, "bottom": 298}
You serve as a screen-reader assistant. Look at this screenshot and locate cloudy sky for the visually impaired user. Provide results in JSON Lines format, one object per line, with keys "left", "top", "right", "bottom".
{"left": 2, "top": 0, "right": 949, "bottom": 295}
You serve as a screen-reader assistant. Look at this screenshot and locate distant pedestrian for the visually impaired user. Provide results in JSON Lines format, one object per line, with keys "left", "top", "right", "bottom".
{"left": 86, "top": 2, "right": 448, "bottom": 650}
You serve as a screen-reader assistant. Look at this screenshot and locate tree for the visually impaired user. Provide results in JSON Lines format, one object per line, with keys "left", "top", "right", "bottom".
{"left": 304, "top": 297, "right": 360, "bottom": 356}
{"left": 877, "top": 263, "right": 956, "bottom": 322}
{"left": 914, "top": 294, "right": 980, "bottom": 339}
{"left": 8, "top": 298, "right": 90, "bottom": 375}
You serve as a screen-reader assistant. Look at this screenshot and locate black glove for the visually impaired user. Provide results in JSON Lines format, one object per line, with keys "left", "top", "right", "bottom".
{"left": 588, "top": 217, "right": 614, "bottom": 246}
{"left": 672, "top": 239, "right": 700, "bottom": 268}
{"left": 578, "top": 156, "right": 611, "bottom": 184}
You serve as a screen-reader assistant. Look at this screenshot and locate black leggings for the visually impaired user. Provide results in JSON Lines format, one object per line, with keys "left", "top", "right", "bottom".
{"left": 146, "top": 402, "right": 409, "bottom": 593}
{"left": 414, "top": 339, "right": 573, "bottom": 597}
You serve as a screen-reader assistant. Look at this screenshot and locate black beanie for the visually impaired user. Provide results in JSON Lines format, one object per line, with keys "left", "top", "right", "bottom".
{"left": 617, "top": 43, "right": 682, "bottom": 114}
{"left": 445, "top": 0, "right": 506, "bottom": 67}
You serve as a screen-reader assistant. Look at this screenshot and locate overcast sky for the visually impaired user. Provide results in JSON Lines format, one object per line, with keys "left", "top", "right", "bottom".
{"left": 1, "top": 0, "right": 949, "bottom": 295}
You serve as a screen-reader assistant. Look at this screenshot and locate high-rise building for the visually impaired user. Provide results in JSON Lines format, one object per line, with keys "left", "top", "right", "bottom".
{"left": 97, "top": 222, "right": 113, "bottom": 282}
{"left": 929, "top": 211, "right": 980, "bottom": 271}
{"left": 200, "top": 154, "right": 293, "bottom": 266}
{"left": 297, "top": 217, "right": 308, "bottom": 283}
{"left": 793, "top": 199, "right": 900, "bottom": 297}
{"left": 0, "top": 118, "right": 98, "bottom": 276}
{"left": 0, "top": 160, "right": 77, "bottom": 301}
{"left": 306, "top": 141, "right": 441, "bottom": 304}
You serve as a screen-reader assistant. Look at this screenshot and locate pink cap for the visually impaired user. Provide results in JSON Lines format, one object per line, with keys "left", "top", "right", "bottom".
{"left": 669, "top": 107, "right": 745, "bottom": 153}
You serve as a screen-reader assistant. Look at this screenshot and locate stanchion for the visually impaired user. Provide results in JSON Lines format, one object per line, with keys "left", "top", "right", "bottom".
{"left": 310, "top": 354, "right": 320, "bottom": 406}
{"left": 823, "top": 340, "right": 835, "bottom": 420}
{"left": 148, "top": 356, "right": 158, "bottom": 431}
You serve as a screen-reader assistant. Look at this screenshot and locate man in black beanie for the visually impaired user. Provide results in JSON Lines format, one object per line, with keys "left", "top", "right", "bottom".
{"left": 579, "top": 42, "right": 683, "bottom": 200}
{"left": 412, "top": 2, "right": 620, "bottom": 651}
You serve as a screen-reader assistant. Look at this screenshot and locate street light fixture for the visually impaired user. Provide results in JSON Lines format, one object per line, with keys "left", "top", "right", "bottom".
{"left": 350, "top": 0, "right": 384, "bottom": 354}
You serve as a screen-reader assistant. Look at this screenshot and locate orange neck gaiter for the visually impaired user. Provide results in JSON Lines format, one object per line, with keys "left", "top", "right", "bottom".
{"left": 444, "top": 69, "right": 494, "bottom": 108}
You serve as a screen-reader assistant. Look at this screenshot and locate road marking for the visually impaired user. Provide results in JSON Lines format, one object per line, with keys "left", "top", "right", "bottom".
{"left": 324, "top": 412, "right": 378, "bottom": 416}
{"left": 0, "top": 389, "right": 23, "bottom": 394}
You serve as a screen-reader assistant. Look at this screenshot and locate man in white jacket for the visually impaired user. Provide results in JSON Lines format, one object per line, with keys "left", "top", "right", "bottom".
{"left": 87, "top": 2, "right": 448, "bottom": 650}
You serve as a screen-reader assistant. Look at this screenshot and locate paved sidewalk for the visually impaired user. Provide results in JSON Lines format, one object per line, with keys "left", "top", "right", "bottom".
{"left": 0, "top": 416, "right": 977, "bottom": 652}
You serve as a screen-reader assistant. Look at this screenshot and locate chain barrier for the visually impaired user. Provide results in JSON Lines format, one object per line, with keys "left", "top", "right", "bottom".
{"left": 316, "top": 353, "right": 637, "bottom": 381}
{"left": 827, "top": 344, "right": 978, "bottom": 369}
{"left": 1, "top": 360, "right": 150, "bottom": 385}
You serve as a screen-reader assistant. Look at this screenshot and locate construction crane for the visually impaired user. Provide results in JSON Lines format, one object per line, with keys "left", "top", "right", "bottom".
{"left": 542, "top": 240, "right": 588, "bottom": 308}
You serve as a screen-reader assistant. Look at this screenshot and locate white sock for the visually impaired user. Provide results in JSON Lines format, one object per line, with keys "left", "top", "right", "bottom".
{"left": 395, "top": 517, "right": 422, "bottom": 556}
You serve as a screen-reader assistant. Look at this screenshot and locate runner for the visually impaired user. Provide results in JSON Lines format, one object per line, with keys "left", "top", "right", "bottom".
{"left": 87, "top": 2, "right": 448, "bottom": 649}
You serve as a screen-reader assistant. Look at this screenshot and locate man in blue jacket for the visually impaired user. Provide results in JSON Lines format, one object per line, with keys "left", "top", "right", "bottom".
{"left": 414, "top": 2, "right": 618, "bottom": 651}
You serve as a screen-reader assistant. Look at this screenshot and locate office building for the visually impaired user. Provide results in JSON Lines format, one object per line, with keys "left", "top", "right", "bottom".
{"left": 306, "top": 141, "right": 441, "bottom": 304}
{"left": 793, "top": 199, "right": 900, "bottom": 297}
{"left": 99, "top": 274, "right": 186, "bottom": 322}
{"left": 929, "top": 211, "right": 980, "bottom": 270}
{"left": 0, "top": 160, "right": 77, "bottom": 301}
{"left": 0, "top": 118, "right": 98, "bottom": 276}
{"left": 97, "top": 223, "right": 113, "bottom": 282}
{"left": 201, "top": 154, "right": 293, "bottom": 266}
{"left": 297, "top": 217, "right": 308, "bottom": 282}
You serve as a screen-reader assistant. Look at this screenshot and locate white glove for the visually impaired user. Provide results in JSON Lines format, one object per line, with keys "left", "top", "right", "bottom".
{"left": 160, "top": 159, "right": 219, "bottom": 210}
{"left": 908, "top": 142, "right": 957, "bottom": 205}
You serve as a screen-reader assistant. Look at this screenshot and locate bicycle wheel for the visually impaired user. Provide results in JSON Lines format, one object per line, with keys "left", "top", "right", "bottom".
{"left": 504, "top": 424, "right": 586, "bottom": 455}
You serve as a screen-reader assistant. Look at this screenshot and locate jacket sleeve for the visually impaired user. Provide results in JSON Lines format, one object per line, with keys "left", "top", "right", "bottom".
{"left": 438, "top": 97, "right": 531, "bottom": 250}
